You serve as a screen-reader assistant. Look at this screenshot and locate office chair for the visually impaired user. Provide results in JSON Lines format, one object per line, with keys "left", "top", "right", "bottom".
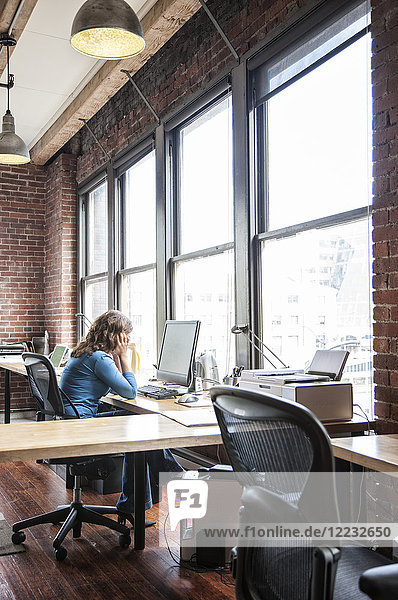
{"left": 210, "top": 385, "right": 398, "bottom": 600}
{"left": 11, "top": 352, "right": 131, "bottom": 561}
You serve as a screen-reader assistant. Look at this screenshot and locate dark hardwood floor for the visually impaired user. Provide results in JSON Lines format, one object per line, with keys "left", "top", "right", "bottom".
{"left": 0, "top": 460, "right": 235, "bottom": 600}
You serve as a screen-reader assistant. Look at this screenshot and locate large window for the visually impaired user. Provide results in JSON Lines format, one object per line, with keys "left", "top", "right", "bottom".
{"left": 118, "top": 150, "right": 156, "bottom": 381}
{"left": 81, "top": 180, "right": 108, "bottom": 328}
{"left": 254, "top": 1, "right": 373, "bottom": 413}
{"left": 171, "top": 93, "right": 235, "bottom": 380}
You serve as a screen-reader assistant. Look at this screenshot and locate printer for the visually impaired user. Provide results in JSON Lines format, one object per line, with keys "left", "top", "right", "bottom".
{"left": 239, "top": 350, "right": 353, "bottom": 422}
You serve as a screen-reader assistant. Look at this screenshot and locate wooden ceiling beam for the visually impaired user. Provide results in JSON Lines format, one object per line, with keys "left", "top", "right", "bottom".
{"left": 31, "top": 0, "right": 205, "bottom": 165}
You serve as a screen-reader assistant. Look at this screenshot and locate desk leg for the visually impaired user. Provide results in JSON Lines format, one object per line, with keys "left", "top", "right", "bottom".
{"left": 134, "top": 451, "right": 146, "bottom": 550}
{"left": 4, "top": 369, "right": 10, "bottom": 424}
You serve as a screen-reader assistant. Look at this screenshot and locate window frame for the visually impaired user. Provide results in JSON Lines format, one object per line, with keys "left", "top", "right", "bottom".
{"left": 166, "top": 83, "right": 234, "bottom": 319}
{"left": 115, "top": 138, "right": 156, "bottom": 307}
{"left": 249, "top": 0, "right": 373, "bottom": 409}
{"left": 77, "top": 172, "right": 109, "bottom": 337}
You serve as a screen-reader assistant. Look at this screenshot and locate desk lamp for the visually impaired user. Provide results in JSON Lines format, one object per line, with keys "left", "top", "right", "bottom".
{"left": 231, "top": 324, "right": 289, "bottom": 369}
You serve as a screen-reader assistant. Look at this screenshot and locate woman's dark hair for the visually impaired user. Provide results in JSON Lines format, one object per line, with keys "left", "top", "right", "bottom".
{"left": 71, "top": 310, "right": 133, "bottom": 358}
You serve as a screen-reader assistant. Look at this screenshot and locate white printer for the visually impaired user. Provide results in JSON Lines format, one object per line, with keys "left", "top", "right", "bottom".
{"left": 238, "top": 350, "right": 353, "bottom": 422}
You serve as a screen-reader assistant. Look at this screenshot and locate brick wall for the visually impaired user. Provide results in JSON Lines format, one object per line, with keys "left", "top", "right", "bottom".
{"left": 44, "top": 154, "right": 78, "bottom": 349}
{"left": 0, "top": 154, "right": 77, "bottom": 416}
{"left": 371, "top": 0, "right": 398, "bottom": 433}
{"left": 0, "top": 164, "right": 46, "bottom": 413}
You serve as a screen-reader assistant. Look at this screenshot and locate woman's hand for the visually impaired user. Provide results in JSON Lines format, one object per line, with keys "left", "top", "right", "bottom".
{"left": 113, "top": 332, "right": 131, "bottom": 373}
{"left": 114, "top": 332, "right": 129, "bottom": 358}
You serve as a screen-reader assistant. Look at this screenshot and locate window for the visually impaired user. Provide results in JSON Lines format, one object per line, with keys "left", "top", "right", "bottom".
{"left": 171, "top": 93, "right": 235, "bottom": 379}
{"left": 80, "top": 180, "right": 108, "bottom": 328}
{"left": 254, "top": 1, "right": 373, "bottom": 413}
{"left": 119, "top": 150, "right": 156, "bottom": 381}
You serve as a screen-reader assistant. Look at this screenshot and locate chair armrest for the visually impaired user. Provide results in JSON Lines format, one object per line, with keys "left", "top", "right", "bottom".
{"left": 359, "top": 564, "right": 398, "bottom": 599}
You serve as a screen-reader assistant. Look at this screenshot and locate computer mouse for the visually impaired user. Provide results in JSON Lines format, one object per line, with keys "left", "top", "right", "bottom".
{"left": 177, "top": 393, "right": 199, "bottom": 404}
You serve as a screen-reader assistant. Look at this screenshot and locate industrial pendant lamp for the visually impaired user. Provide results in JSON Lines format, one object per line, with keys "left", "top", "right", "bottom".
{"left": 70, "top": 0, "right": 145, "bottom": 60}
{"left": 0, "top": 34, "right": 29, "bottom": 165}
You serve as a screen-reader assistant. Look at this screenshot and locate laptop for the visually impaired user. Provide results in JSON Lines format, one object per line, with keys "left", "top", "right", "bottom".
{"left": 240, "top": 350, "right": 349, "bottom": 386}
{"left": 49, "top": 344, "right": 68, "bottom": 369}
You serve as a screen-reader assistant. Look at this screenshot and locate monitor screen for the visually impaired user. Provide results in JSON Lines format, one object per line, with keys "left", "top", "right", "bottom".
{"left": 156, "top": 320, "right": 201, "bottom": 388}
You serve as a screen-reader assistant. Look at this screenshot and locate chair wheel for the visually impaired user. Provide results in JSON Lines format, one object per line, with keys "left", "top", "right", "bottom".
{"left": 54, "top": 546, "right": 67, "bottom": 561}
{"left": 11, "top": 531, "right": 26, "bottom": 545}
{"left": 119, "top": 533, "right": 131, "bottom": 548}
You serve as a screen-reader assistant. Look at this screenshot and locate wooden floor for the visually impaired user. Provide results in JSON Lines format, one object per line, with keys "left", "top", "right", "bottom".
{"left": 0, "top": 460, "right": 235, "bottom": 600}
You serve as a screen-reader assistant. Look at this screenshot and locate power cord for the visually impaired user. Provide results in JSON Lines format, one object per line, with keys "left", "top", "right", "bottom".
{"left": 353, "top": 403, "right": 371, "bottom": 433}
{"left": 162, "top": 512, "right": 234, "bottom": 586}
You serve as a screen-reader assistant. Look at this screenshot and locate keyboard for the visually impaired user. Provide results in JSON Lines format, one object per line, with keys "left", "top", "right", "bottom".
{"left": 137, "top": 385, "right": 178, "bottom": 399}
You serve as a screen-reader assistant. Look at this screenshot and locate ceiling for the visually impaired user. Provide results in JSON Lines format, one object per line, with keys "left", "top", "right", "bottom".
{"left": 0, "top": 0, "right": 204, "bottom": 165}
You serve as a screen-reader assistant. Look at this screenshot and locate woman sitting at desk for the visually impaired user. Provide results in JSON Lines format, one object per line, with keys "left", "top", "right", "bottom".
{"left": 60, "top": 309, "right": 182, "bottom": 526}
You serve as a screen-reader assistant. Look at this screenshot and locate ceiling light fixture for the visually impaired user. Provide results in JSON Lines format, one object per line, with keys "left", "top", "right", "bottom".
{"left": 0, "top": 33, "right": 30, "bottom": 165}
{"left": 70, "top": 0, "right": 145, "bottom": 60}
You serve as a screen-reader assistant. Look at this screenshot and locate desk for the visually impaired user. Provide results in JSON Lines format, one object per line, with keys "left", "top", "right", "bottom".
{"left": 0, "top": 413, "right": 221, "bottom": 549}
{"left": 331, "top": 434, "right": 398, "bottom": 472}
{"left": 103, "top": 392, "right": 376, "bottom": 436}
{"left": 0, "top": 356, "right": 376, "bottom": 434}
{"left": 0, "top": 357, "right": 28, "bottom": 424}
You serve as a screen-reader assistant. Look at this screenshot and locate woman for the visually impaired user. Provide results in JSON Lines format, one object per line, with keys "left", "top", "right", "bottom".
{"left": 60, "top": 310, "right": 182, "bottom": 526}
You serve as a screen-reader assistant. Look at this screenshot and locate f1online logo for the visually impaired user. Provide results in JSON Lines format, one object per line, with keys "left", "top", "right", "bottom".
{"left": 167, "top": 480, "right": 208, "bottom": 530}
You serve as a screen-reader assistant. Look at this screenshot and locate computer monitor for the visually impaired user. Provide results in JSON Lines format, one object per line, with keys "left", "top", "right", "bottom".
{"left": 156, "top": 320, "right": 201, "bottom": 389}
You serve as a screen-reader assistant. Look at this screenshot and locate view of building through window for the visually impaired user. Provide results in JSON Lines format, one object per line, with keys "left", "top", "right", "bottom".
{"left": 262, "top": 219, "right": 372, "bottom": 410}
{"left": 175, "top": 251, "right": 235, "bottom": 380}
{"left": 261, "top": 29, "right": 372, "bottom": 413}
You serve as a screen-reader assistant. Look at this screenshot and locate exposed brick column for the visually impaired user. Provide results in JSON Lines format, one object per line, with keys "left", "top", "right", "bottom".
{"left": 44, "top": 154, "right": 78, "bottom": 349}
{"left": 372, "top": 0, "right": 398, "bottom": 433}
{"left": 0, "top": 163, "right": 46, "bottom": 414}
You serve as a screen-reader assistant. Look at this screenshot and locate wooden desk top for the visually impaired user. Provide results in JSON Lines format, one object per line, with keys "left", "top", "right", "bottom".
{"left": 0, "top": 413, "right": 221, "bottom": 463}
{"left": 331, "top": 434, "right": 398, "bottom": 472}
{"left": 0, "top": 358, "right": 376, "bottom": 435}
{"left": 0, "top": 357, "right": 28, "bottom": 377}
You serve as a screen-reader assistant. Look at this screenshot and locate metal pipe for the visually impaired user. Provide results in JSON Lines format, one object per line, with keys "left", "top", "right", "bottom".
{"left": 0, "top": 0, "right": 26, "bottom": 58}
{"left": 121, "top": 69, "right": 161, "bottom": 125}
{"left": 197, "top": 0, "right": 239, "bottom": 62}
{"left": 79, "top": 118, "right": 112, "bottom": 163}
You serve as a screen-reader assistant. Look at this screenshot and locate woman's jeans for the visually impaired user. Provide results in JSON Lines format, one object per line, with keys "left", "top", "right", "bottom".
{"left": 116, "top": 449, "right": 183, "bottom": 513}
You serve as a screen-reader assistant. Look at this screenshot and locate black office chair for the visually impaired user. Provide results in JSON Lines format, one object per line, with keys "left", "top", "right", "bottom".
{"left": 11, "top": 352, "right": 131, "bottom": 562}
{"left": 210, "top": 385, "right": 398, "bottom": 600}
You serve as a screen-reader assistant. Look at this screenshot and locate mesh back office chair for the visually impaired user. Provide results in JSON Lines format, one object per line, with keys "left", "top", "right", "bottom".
{"left": 11, "top": 352, "right": 131, "bottom": 562}
{"left": 210, "top": 385, "right": 398, "bottom": 600}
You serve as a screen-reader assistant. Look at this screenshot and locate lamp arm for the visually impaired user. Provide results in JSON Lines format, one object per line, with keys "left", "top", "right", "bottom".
{"left": 242, "top": 331, "right": 278, "bottom": 369}
{"left": 248, "top": 328, "right": 289, "bottom": 368}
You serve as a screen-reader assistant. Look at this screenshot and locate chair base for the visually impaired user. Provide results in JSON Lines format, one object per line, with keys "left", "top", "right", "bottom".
{"left": 12, "top": 500, "right": 131, "bottom": 561}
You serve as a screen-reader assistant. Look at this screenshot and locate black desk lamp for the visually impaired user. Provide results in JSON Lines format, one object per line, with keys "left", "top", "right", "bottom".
{"left": 231, "top": 324, "right": 289, "bottom": 369}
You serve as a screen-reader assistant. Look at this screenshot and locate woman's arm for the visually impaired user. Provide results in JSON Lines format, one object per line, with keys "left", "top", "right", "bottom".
{"left": 94, "top": 352, "right": 137, "bottom": 398}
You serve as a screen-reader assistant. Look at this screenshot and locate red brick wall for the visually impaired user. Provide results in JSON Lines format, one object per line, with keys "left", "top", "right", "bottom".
{"left": 0, "top": 163, "right": 46, "bottom": 412}
{"left": 371, "top": 0, "right": 398, "bottom": 433}
{"left": 44, "top": 154, "right": 78, "bottom": 349}
{"left": 0, "top": 154, "right": 78, "bottom": 416}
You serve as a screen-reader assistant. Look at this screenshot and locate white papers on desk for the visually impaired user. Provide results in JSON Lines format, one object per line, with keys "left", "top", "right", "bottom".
{"left": 162, "top": 408, "right": 218, "bottom": 427}
{"left": 0, "top": 355, "right": 23, "bottom": 362}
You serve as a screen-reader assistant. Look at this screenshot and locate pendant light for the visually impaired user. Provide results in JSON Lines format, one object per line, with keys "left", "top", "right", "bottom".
{"left": 0, "top": 35, "right": 29, "bottom": 165}
{"left": 70, "top": 0, "right": 145, "bottom": 60}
